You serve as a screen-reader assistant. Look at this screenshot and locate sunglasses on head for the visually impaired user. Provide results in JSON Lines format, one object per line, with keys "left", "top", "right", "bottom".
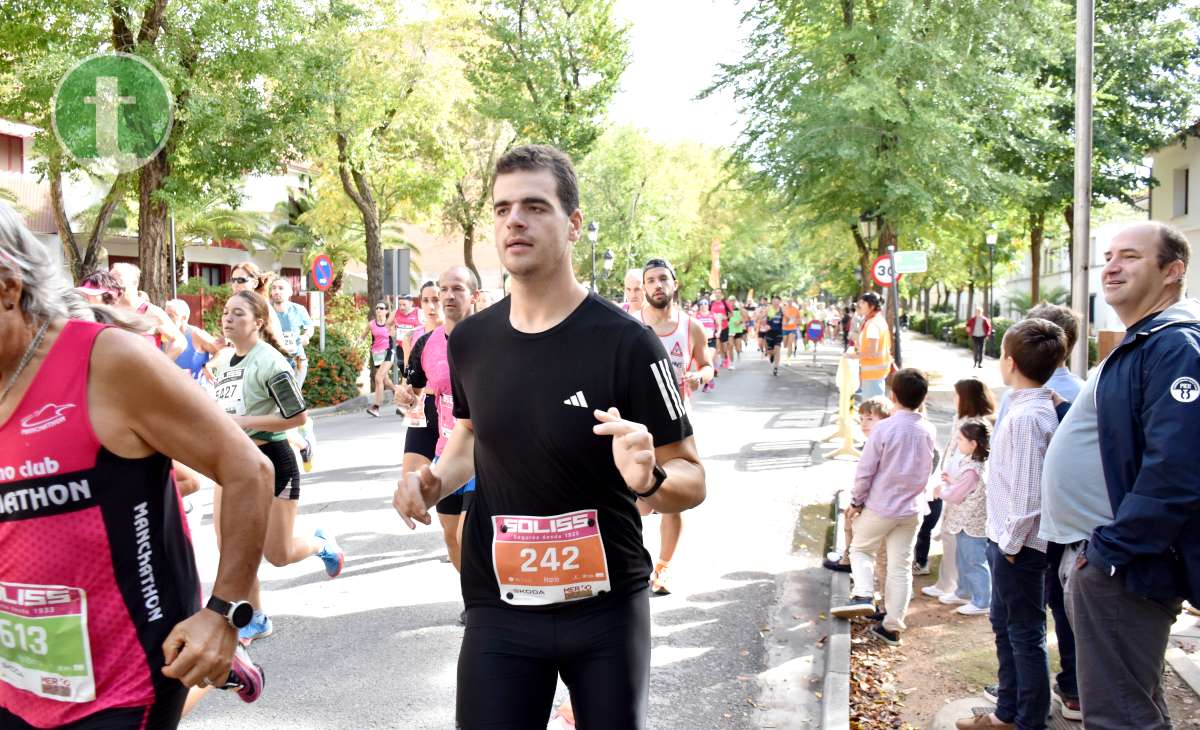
{"left": 376, "top": 306, "right": 387, "bottom": 311}
{"left": 230, "top": 276, "right": 253, "bottom": 284}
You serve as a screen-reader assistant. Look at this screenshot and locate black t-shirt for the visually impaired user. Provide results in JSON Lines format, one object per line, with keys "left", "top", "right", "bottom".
{"left": 768, "top": 309, "right": 784, "bottom": 335}
{"left": 449, "top": 292, "right": 694, "bottom": 610}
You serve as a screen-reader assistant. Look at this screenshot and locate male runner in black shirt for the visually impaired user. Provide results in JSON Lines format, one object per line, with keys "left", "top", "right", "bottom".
{"left": 393, "top": 145, "right": 706, "bottom": 729}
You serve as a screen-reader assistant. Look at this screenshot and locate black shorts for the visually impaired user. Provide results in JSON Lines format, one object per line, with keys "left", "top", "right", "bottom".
{"left": 457, "top": 586, "right": 650, "bottom": 729}
{"left": 718, "top": 328, "right": 730, "bottom": 343}
{"left": 436, "top": 489, "right": 475, "bottom": 516}
{"left": 402, "top": 396, "right": 440, "bottom": 460}
{"left": 733, "top": 331, "right": 745, "bottom": 340}
{"left": 765, "top": 333, "right": 783, "bottom": 349}
{"left": 707, "top": 338, "right": 717, "bottom": 349}
{"left": 259, "top": 439, "right": 301, "bottom": 500}
{"left": 0, "top": 683, "right": 186, "bottom": 729}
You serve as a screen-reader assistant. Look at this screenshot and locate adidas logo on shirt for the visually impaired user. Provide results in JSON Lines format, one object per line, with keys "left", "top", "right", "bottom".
{"left": 563, "top": 390, "right": 589, "bottom": 408}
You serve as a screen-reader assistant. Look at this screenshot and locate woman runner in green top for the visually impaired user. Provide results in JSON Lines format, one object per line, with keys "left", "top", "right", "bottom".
{"left": 207, "top": 290, "right": 344, "bottom": 643}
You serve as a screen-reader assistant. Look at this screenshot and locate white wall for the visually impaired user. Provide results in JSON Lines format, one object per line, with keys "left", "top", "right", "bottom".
{"left": 992, "top": 223, "right": 1125, "bottom": 335}
{"left": 1149, "top": 136, "right": 1200, "bottom": 300}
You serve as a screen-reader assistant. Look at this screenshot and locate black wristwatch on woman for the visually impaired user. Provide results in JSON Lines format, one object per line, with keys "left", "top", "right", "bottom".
{"left": 633, "top": 463, "right": 668, "bottom": 499}
{"left": 205, "top": 596, "right": 255, "bottom": 629}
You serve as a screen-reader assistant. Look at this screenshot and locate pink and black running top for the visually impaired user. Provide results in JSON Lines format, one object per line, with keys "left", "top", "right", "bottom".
{"left": 406, "top": 326, "right": 455, "bottom": 456}
{"left": 0, "top": 321, "right": 200, "bottom": 728}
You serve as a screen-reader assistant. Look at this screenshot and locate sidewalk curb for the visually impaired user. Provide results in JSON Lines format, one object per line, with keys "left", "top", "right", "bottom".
{"left": 822, "top": 490, "right": 851, "bottom": 730}
{"left": 309, "top": 394, "right": 371, "bottom": 418}
{"left": 1166, "top": 645, "right": 1200, "bottom": 700}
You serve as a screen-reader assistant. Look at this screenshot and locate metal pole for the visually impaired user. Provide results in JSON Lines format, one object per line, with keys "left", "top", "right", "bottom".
{"left": 888, "top": 244, "right": 902, "bottom": 368}
{"left": 989, "top": 248, "right": 994, "bottom": 321}
{"left": 318, "top": 291, "right": 326, "bottom": 352}
{"left": 1071, "top": 0, "right": 1095, "bottom": 377}
{"left": 169, "top": 213, "right": 177, "bottom": 300}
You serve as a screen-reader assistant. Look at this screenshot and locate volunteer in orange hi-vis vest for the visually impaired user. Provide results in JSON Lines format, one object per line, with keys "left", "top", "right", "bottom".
{"left": 847, "top": 292, "right": 892, "bottom": 399}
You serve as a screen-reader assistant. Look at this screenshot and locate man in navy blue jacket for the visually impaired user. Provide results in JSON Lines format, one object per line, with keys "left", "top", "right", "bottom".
{"left": 1053, "top": 221, "right": 1199, "bottom": 730}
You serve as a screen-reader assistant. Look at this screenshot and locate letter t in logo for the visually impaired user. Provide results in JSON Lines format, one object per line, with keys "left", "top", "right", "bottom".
{"left": 83, "top": 77, "right": 134, "bottom": 158}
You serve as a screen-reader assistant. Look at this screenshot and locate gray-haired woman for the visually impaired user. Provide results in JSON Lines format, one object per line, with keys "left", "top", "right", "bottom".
{"left": 0, "top": 202, "right": 270, "bottom": 728}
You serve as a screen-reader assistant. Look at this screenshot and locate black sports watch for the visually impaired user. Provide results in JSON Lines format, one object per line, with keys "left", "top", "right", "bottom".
{"left": 206, "top": 596, "right": 255, "bottom": 630}
{"left": 633, "top": 463, "right": 668, "bottom": 500}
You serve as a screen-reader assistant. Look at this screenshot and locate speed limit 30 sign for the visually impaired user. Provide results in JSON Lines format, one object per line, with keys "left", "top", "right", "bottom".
{"left": 871, "top": 254, "right": 902, "bottom": 288}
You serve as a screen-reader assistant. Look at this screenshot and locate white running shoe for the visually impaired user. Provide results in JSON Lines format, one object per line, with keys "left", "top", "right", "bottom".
{"left": 955, "top": 603, "right": 989, "bottom": 616}
{"left": 920, "top": 585, "right": 945, "bottom": 598}
{"left": 938, "top": 593, "right": 970, "bottom": 605}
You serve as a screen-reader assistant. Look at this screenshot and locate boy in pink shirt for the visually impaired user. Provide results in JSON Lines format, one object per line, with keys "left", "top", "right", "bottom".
{"left": 831, "top": 369, "right": 937, "bottom": 646}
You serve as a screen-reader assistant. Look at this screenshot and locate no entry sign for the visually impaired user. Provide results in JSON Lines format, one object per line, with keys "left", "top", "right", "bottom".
{"left": 311, "top": 254, "right": 334, "bottom": 292}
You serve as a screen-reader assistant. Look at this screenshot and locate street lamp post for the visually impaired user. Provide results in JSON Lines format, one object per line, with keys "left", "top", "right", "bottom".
{"left": 587, "top": 221, "right": 599, "bottom": 291}
{"left": 601, "top": 248, "right": 615, "bottom": 296}
{"left": 857, "top": 214, "right": 878, "bottom": 272}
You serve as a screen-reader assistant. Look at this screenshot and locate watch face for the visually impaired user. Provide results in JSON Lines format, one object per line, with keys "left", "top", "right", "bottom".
{"left": 230, "top": 601, "right": 255, "bottom": 629}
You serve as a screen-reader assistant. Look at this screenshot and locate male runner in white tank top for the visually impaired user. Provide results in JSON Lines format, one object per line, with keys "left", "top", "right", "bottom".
{"left": 637, "top": 258, "right": 712, "bottom": 595}
{"left": 621, "top": 268, "right": 644, "bottom": 314}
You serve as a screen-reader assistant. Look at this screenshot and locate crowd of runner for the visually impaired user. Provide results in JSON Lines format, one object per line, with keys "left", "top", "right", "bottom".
{"left": 13, "top": 141, "right": 1190, "bottom": 730}
{"left": 0, "top": 135, "right": 886, "bottom": 729}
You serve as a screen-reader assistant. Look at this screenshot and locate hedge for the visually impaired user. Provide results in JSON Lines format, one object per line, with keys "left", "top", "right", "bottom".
{"left": 303, "top": 327, "right": 366, "bottom": 407}
{"left": 301, "top": 294, "right": 369, "bottom": 408}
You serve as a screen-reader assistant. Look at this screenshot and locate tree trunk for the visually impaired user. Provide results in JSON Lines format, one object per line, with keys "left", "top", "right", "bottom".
{"left": 967, "top": 280, "right": 976, "bottom": 317}
{"left": 48, "top": 153, "right": 126, "bottom": 282}
{"left": 1029, "top": 209, "right": 1045, "bottom": 305}
{"left": 955, "top": 288, "right": 963, "bottom": 320}
{"left": 336, "top": 130, "right": 383, "bottom": 308}
{"left": 463, "top": 221, "right": 480, "bottom": 287}
{"left": 138, "top": 153, "right": 171, "bottom": 303}
{"left": 922, "top": 286, "right": 931, "bottom": 330}
{"left": 850, "top": 225, "right": 871, "bottom": 291}
{"left": 330, "top": 270, "right": 344, "bottom": 295}
{"left": 877, "top": 217, "right": 897, "bottom": 258}
{"left": 363, "top": 214, "right": 383, "bottom": 308}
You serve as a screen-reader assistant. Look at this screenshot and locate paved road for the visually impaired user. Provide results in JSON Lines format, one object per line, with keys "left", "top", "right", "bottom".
{"left": 183, "top": 342, "right": 846, "bottom": 729}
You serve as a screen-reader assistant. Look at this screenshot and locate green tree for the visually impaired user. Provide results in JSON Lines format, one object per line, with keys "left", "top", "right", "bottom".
{"left": 0, "top": 0, "right": 333, "bottom": 295}
{"left": 575, "top": 127, "right": 804, "bottom": 300}
{"left": 468, "top": 0, "right": 631, "bottom": 160}
{"left": 314, "top": 2, "right": 459, "bottom": 307}
{"left": 442, "top": 106, "right": 515, "bottom": 285}
{"left": 709, "top": 0, "right": 1054, "bottom": 286}
{"left": 995, "top": 0, "right": 1200, "bottom": 301}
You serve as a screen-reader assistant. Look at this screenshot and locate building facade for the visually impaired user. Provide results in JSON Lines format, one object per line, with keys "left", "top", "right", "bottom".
{"left": 1148, "top": 126, "right": 1200, "bottom": 300}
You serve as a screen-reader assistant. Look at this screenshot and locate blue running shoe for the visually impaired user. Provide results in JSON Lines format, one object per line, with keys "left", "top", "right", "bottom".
{"left": 314, "top": 528, "right": 344, "bottom": 578}
{"left": 238, "top": 611, "right": 273, "bottom": 644}
{"left": 220, "top": 644, "right": 265, "bottom": 703}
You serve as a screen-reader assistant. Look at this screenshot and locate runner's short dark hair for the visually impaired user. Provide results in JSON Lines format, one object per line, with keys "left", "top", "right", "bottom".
{"left": 1155, "top": 222, "right": 1190, "bottom": 271}
{"left": 642, "top": 258, "right": 676, "bottom": 281}
{"left": 494, "top": 144, "right": 579, "bottom": 214}
{"left": 889, "top": 368, "right": 928, "bottom": 409}
{"left": 1026, "top": 303, "right": 1079, "bottom": 356}
{"left": 1002, "top": 318, "right": 1067, "bottom": 385}
{"left": 858, "top": 292, "right": 881, "bottom": 310}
